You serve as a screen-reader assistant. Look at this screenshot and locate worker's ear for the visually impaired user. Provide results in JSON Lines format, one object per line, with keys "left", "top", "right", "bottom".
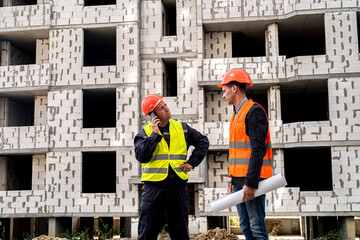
{"left": 231, "top": 84, "right": 238, "bottom": 93}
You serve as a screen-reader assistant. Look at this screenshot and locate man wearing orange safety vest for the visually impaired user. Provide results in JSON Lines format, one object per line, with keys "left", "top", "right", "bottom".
{"left": 134, "top": 94, "right": 209, "bottom": 240}
{"left": 218, "top": 68, "right": 273, "bottom": 240}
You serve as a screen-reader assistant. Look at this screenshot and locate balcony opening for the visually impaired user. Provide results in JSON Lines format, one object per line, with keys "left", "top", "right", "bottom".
{"left": 0, "top": 155, "right": 32, "bottom": 191}
{"left": 83, "top": 89, "right": 116, "bottom": 128}
{"left": 279, "top": 14, "right": 325, "bottom": 58}
{"left": 34, "top": 218, "right": 48, "bottom": 236}
{"left": 55, "top": 217, "right": 72, "bottom": 235}
{"left": 79, "top": 217, "right": 95, "bottom": 233}
{"left": 0, "top": 218, "right": 10, "bottom": 240}
{"left": 0, "top": 30, "right": 49, "bottom": 66}
{"left": 0, "top": 40, "right": 35, "bottom": 66}
{"left": 12, "top": 218, "right": 31, "bottom": 239}
{"left": 82, "top": 217, "right": 131, "bottom": 238}
{"left": 7, "top": 96, "right": 34, "bottom": 127}
{"left": 284, "top": 147, "right": 332, "bottom": 191}
{"left": 82, "top": 152, "right": 116, "bottom": 193}
{"left": 187, "top": 183, "right": 195, "bottom": 215}
{"left": 232, "top": 31, "right": 266, "bottom": 57}
{"left": 162, "top": 58, "right": 177, "bottom": 97}
{"left": 307, "top": 216, "right": 346, "bottom": 239}
{"left": 83, "top": 27, "right": 116, "bottom": 66}
{"left": 281, "top": 79, "right": 328, "bottom": 124}
{"left": 207, "top": 216, "right": 227, "bottom": 230}
{"left": 1, "top": 0, "right": 36, "bottom": 7}
{"left": 94, "top": 217, "right": 114, "bottom": 237}
{"left": 121, "top": 217, "right": 131, "bottom": 238}
{"left": 84, "top": 0, "right": 115, "bottom": 6}
{"left": 162, "top": 0, "right": 176, "bottom": 36}
{"left": 247, "top": 87, "right": 268, "bottom": 114}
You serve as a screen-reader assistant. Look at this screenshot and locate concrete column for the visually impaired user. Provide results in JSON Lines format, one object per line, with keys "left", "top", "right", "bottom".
{"left": 72, "top": 217, "right": 80, "bottom": 234}
{"left": 34, "top": 96, "right": 47, "bottom": 126}
{"left": 37, "top": 0, "right": 51, "bottom": 5}
{"left": 94, "top": 217, "right": 99, "bottom": 237}
{"left": 267, "top": 85, "right": 281, "bottom": 121}
{"left": 48, "top": 218, "right": 56, "bottom": 237}
{"left": 36, "top": 39, "right": 49, "bottom": 65}
{"left": 9, "top": 218, "right": 14, "bottom": 240}
{"left": 300, "top": 216, "right": 306, "bottom": 238}
{"left": 272, "top": 149, "right": 284, "bottom": 175}
{"left": 1, "top": 41, "right": 11, "bottom": 66}
{"left": 31, "top": 218, "right": 36, "bottom": 238}
{"left": 0, "top": 157, "right": 7, "bottom": 191}
{"left": 2, "top": 0, "right": 11, "bottom": 7}
{"left": 0, "top": 98, "right": 7, "bottom": 127}
{"left": 113, "top": 217, "right": 121, "bottom": 236}
{"left": 265, "top": 23, "right": 279, "bottom": 57}
{"left": 341, "top": 217, "right": 356, "bottom": 240}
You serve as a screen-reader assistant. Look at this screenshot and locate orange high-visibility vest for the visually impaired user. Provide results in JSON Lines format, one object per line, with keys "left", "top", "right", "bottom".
{"left": 229, "top": 99, "right": 273, "bottom": 179}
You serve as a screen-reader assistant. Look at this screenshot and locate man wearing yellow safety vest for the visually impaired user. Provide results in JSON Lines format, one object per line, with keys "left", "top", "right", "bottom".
{"left": 134, "top": 94, "right": 209, "bottom": 240}
{"left": 218, "top": 68, "right": 273, "bottom": 240}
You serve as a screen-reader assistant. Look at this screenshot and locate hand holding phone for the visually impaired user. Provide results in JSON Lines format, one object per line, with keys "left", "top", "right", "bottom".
{"left": 150, "top": 112, "right": 160, "bottom": 134}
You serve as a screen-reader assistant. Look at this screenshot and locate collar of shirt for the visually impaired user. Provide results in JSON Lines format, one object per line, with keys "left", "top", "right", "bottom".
{"left": 234, "top": 97, "right": 248, "bottom": 114}
{"left": 158, "top": 121, "right": 170, "bottom": 135}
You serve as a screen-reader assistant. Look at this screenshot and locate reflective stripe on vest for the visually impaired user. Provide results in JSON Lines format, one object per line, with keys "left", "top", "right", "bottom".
{"left": 229, "top": 99, "right": 273, "bottom": 179}
{"left": 150, "top": 154, "right": 187, "bottom": 162}
{"left": 229, "top": 158, "right": 273, "bottom": 166}
{"left": 141, "top": 119, "right": 189, "bottom": 181}
{"left": 142, "top": 167, "right": 184, "bottom": 174}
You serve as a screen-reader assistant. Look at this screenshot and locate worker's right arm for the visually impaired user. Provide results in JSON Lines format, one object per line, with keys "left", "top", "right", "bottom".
{"left": 134, "top": 129, "right": 162, "bottom": 163}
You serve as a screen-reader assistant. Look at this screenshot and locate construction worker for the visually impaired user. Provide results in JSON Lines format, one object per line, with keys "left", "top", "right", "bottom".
{"left": 134, "top": 94, "right": 209, "bottom": 240}
{"left": 218, "top": 68, "right": 273, "bottom": 240}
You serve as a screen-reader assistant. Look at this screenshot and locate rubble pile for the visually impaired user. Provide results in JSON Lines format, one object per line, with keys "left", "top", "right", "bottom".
{"left": 32, "top": 235, "right": 67, "bottom": 240}
{"left": 195, "top": 227, "right": 239, "bottom": 240}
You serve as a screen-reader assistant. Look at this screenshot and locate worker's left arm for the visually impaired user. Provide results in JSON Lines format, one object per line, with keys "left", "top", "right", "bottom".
{"left": 244, "top": 105, "right": 268, "bottom": 189}
{"left": 181, "top": 123, "right": 210, "bottom": 169}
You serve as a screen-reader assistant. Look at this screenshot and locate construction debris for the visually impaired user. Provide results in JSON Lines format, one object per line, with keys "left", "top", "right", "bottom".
{"left": 32, "top": 236, "right": 67, "bottom": 240}
{"left": 195, "top": 227, "right": 239, "bottom": 240}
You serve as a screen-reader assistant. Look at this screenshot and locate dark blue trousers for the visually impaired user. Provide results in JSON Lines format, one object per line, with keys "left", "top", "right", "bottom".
{"left": 138, "top": 184, "right": 189, "bottom": 240}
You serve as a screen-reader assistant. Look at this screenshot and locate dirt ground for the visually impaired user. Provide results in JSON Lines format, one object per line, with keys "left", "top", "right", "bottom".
{"left": 194, "top": 227, "right": 239, "bottom": 240}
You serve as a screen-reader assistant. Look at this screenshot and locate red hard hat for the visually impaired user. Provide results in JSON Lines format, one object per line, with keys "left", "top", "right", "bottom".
{"left": 141, "top": 94, "right": 164, "bottom": 116}
{"left": 217, "top": 68, "right": 253, "bottom": 88}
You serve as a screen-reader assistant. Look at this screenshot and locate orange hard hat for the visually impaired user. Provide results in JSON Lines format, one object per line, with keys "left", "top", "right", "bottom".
{"left": 141, "top": 94, "right": 164, "bottom": 116}
{"left": 217, "top": 68, "right": 253, "bottom": 88}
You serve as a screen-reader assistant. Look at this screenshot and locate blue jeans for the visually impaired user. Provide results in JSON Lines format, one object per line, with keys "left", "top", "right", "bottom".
{"left": 235, "top": 186, "right": 268, "bottom": 240}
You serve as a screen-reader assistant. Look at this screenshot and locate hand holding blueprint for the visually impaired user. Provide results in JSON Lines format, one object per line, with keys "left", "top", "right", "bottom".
{"left": 211, "top": 173, "right": 287, "bottom": 212}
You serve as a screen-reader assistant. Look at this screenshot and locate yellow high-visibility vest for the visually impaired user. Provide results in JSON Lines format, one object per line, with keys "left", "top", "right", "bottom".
{"left": 141, "top": 119, "right": 189, "bottom": 181}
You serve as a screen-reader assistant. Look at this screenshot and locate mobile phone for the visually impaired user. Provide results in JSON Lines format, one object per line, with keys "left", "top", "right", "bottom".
{"left": 149, "top": 112, "right": 156, "bottom": 120}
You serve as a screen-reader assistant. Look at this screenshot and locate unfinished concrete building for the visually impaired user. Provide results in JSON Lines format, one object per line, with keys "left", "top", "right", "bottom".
{"left": 0, "top": 0, "right": 359, "bottom": 239}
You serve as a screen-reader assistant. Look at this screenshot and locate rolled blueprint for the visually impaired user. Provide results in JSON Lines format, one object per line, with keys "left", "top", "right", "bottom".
{"left": 211, "top": 173, "right": 287, "bottom": 212}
